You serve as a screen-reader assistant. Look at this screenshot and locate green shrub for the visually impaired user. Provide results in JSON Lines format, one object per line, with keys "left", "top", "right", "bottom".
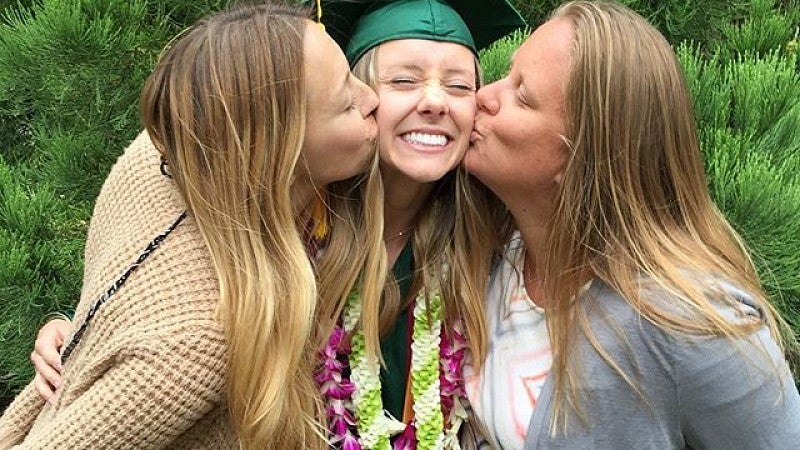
{"left": 718, "top": 0, "right": 800, "bottom": 59}
{"left": 0, "top": 0, "right": 229, "bottom": 399}
{"left": 511, "top": 0, "right": 744, "bottom": 49}
{"left": 479, "top": 28, "right": 528, "bottom": 83}
{"left": 0, "top": 156, "right": 84, "bottom": 396}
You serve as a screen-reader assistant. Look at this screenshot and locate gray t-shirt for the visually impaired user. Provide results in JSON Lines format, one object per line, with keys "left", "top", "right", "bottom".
{"left": 523, "top": 279, "right": 800, "bottom": 449}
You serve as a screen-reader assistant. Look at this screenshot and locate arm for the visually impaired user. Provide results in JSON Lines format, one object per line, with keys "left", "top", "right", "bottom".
{"left": 0, "top": 318, "right": 72, "bottom": 446}
{"left": 6, "top": 327, "right": 228, "bottom": 450}
{"left": 677, "top": 326, "right": 800, "bottom": 449}
{"left": 0, "top": 384, "right": 46, "bottom": 448}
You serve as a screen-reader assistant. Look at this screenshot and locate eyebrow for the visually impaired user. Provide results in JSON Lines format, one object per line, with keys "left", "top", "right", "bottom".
{"left": 382, "top": 63, "right": 474, "bottom": 79}
{"left": 382, "top": 63, "right": 424, "bottom": 73}
{"left": 443, "top": 68, "right": 475, "bottom": 78}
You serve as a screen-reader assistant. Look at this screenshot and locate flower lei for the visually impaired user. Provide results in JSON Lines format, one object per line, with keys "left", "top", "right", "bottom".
{"left": 317, "top": 286, "right": 468, "bottom": 450}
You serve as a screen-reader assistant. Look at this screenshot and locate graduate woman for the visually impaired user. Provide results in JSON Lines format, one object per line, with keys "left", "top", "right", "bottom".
{"left": 310, "top": 1, "right": 523, "bottom": 448}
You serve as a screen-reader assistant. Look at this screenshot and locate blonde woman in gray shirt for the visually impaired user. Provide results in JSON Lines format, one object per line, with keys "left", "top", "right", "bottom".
{"left": 457, "top": 1, "right": 800, "bottom": 448}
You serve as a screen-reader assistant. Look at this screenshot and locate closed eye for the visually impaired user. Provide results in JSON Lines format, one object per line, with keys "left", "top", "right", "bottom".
{"left": 390, "top": 77, "right": 418, "bottom": 85}
{"left": 343, "top": 92, "right": 357, "bottom": 112}
{"left": 446, "top": 83, "right": 475, "bottom": 92}
{"left": 516, "top": 92, "right": 530, "bottom": 106}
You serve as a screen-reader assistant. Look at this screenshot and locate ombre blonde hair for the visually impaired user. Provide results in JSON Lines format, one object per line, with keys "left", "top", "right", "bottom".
{"left": 351, "top": 46, "right": 489, "bottom": 363}
{"left": 461, "top": 0, "right": 793, "bottom": 435}
{"left": 140, "top": 3, "right": 384, "bottom": 448}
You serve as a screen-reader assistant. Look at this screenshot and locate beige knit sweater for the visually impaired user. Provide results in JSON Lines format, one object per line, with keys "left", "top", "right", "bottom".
{"left": 0, "top": 131, "right": 238, "bottom": 449}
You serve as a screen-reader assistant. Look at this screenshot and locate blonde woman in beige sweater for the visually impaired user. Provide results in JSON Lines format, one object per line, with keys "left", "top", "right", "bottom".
{"left": 0, "top": 3, "right": 386, "bottom": 449}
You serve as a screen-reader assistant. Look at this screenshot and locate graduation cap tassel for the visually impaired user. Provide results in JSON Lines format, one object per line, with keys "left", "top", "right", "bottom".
{"left": 316, "top": 0, "right": 325, "bottom": 31}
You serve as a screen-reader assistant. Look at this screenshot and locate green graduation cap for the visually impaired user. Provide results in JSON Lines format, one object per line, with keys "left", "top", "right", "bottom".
{"left": 312, "top": 0, "right": 527, "bottom": 64}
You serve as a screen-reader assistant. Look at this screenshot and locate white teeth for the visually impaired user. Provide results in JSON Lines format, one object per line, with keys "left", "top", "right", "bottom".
{"left": 402, "top": 132, "right": 448, "bottom": 146}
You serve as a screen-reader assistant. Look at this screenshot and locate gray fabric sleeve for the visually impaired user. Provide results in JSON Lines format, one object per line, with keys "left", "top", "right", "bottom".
{"left": 675, "top": 326, "right": 800, "bottom": 449}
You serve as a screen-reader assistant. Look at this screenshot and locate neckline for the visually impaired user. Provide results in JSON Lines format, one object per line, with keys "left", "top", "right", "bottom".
{"left": 512, "top": 241, "right": 546, "bottom": 315}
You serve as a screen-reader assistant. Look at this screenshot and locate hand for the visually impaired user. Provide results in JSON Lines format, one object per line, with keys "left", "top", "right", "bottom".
{"left": 30, "top": 318, "right": 71, "bottom": 403}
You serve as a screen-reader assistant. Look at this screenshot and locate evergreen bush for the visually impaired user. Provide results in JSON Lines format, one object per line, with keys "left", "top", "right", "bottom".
{"left": 1, "top": 0, "right": 799, "bottom": 409}
{"left": 718, "top": 0, "right": 800, "bottom": 59}
{"left": 0, "top": 0, "right": 230, "bottom": 402}
{"left": 511, "top": 0, "right": 753, "bottom": 49}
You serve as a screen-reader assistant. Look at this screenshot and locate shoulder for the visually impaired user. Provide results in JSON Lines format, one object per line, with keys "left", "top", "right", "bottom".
{"left": 581, "top": 276, "right": 765, "bottom": 335}
{"left": 578, "top": 277, "right": 788, "bottom": 384}
{"left": 572, "top": 280, "right": 679, "bottom": 384}
{"left": 75, "top": 130, "right": 220, "bottom": 350}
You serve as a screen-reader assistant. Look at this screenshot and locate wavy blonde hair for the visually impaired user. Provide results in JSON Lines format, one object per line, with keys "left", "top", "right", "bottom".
{"left": 351, "top": 46, "right": 489, "bottom": 362}
{"left": 460, "top": 0, "right": 793, "bottom": 434}
{"left": 140, "top": 3, "right": 384, "bottom": 448}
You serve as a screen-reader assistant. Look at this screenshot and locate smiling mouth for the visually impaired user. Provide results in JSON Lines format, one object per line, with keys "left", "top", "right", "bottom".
{"left": 401, "top": 132, "right": 451, "bottom": 147}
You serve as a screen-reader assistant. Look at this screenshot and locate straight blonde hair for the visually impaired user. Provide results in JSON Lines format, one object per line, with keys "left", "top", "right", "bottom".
{"left": 140, "top": 3, "right": 385, "bottom": 448}
{"left": 547, "top": 0, "right": 791, "bottom": 432}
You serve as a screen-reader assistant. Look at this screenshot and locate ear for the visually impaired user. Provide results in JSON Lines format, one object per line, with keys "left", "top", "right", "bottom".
{"left": 554, "top": 134, "right": 571, "bottom": 185}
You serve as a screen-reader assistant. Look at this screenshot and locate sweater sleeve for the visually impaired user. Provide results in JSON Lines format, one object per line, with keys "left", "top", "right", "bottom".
{"left": 0, "top": 384, "right": 46, "bottom": 448}
{"left": 675, "top": 325, "right": 800, "bottom": 449}
{"left": 4, "top": 327, "right": 228, "bottom": 450}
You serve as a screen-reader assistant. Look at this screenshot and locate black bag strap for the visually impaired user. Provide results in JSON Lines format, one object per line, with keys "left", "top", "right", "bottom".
{"left": 61, "top": 210, "right": 187, "bottom": 364}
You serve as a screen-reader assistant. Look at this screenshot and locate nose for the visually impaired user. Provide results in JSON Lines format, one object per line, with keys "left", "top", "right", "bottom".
{"left": 476, "top": 80, "right": 501, "bottom": 115}
{"left": 356, "top": 78, "right": 379, "bottom": 117}
{"left": 417, "top": 83, "right": 449, "bottom": 116}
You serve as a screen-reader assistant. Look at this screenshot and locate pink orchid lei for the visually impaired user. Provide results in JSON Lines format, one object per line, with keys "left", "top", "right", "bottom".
{"left": 316, "top": 324, "right": 361, "bottom": 450}
{"left": 440, "top": 322, "right": 468, "bottom": 427}
{"left": 317, "top": 320, "right": 469, "bottom": 449}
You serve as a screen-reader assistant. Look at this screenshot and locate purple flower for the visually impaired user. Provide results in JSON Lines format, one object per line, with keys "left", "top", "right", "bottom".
{"left": 392, "top": 423, "right": 417, "bottom": 450}
{"left": 327, "top": 399, "right": 346, "bottom": 417}
{"left": 331, "top": 415, "right": 351, "bottom": 436}
{"left": 341, "top": 432, "right": 362, "bottom": 450}
{"left": 320, "top": 379, "right": 356, "bottom": 399}
{"left": 439, "top": 321, "right": 469, "bottom": 423}
{"left": 318, "top": 321, "right": 361, "bottom": 449}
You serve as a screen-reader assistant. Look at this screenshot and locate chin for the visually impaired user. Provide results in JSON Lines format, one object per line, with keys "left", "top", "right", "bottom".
{"left": 408, "top": 172, "right": 447, "bottom": 184}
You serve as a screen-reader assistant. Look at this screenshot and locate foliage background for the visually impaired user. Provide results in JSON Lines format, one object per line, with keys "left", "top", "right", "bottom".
{"left": 1, "top": 0, "right": 799, "bottom": 410}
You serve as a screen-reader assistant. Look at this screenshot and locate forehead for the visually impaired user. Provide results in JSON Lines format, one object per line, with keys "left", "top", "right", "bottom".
{"left": 515, "top": 18, "right": 573, "bottom": 75}
{"left": 376, "top": 39, "right": 475, "bottom": 73}
{"left": 304, "top": 23, "right": 349, "bottom": 95}
{"left": 304, "top": 22, "right": 345, "bottom": 64}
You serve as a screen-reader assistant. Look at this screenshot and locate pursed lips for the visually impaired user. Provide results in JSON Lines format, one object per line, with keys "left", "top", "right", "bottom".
{"left": 469, "top": 127, "right": 484, "bottom": 144}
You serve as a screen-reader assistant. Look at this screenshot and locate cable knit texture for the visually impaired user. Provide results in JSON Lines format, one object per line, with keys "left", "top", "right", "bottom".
{"left": 0, "top": 131, "right": 237, "bottom": 449}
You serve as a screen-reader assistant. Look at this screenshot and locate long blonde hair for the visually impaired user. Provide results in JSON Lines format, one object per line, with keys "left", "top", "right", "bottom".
{"left": 351, "top": 46, "right": 489, "bottom": 363}
{"left": 546, "top": 0, "right": 792, "bottom": 431}
{"left": 140, "top": 3, "right": 384, "bottom": 448}
{"left": 459, "top": 0, "right": 793, "bottom": 434}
